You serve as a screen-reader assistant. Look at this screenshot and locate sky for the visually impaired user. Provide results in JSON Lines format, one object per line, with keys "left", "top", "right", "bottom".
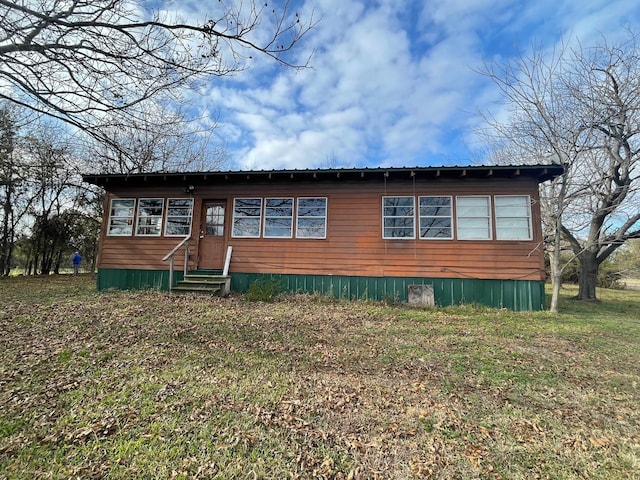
{"left": 183, "top": 0, "right": 640, "bottom": 171}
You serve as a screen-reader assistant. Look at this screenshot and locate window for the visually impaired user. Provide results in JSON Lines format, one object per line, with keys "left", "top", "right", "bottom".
{"left": 495, "top": 195, "right": 532, "bottom": 240}
{"left": 165, "top": 198, "right": 194, "bottom": 236}
{"left": 232, "top": 198, "right": 262, "bottom": 238}
{"left": 108, "top": 199, "right": 135, "bottom": 236}
{"left": 383, "top": 196, "right": 415, "bottom": 239}
{"left": 419, "top": 196, "right": 452, "bottom": 239}
{"left": 296, "top": 197, "right": 327, "bottom": 239}
{"left": 136, "top": 198, "right": 164, "bottom": 236}
{"left": 456, "top": 196, "right": 491, "bottom": 240}
{"left": 204, "top": 202, "right": 225, "bottom": 236}
{"left": 264, "top": 198, "right": 294, "bottom": 238}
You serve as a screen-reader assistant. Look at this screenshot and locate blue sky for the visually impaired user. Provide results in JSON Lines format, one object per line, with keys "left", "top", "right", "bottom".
{"left": 182, "top": 0, "right": 639, "bottom": 170}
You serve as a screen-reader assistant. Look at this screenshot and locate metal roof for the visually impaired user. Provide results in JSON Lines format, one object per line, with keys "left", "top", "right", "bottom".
{"left": 82, "top": 164, "right": 564, "bottom": 188}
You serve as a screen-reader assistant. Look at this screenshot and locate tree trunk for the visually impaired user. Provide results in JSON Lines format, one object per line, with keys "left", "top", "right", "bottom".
{"left": 0, "top": 187, "right": 11, "bottom": 276}
{"left": 549, "top": 268, "right": 562, "bottom": 313}
{"left": 549, "top": 275, "right": 561, "bottom": 312}
{"left": 90, "top": 237, "right": 99, "bottom": 273}
{"left": 0, "top": 241, "right": 6, "bottom": 276}
{"left": 547, "top": 245, "right": 562, "bottom": 312}
{"left": 41, "top": 251, "right": 52, "bottom": 275}
{"left": 32, "top": 253, "right": 39, "bottom": 275}
{"left": 53, "top": 249, "right": 63, "bottom": 274}
{"left": 6, "top": 240, "right": 14, "bottom": 275}
{"left": 577, "top": 253, "right": 599, "bottom": 301}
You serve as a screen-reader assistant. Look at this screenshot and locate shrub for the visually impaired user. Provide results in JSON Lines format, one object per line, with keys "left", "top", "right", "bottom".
{"left": 245, "top": 277, "right": 283, "bottom": 302}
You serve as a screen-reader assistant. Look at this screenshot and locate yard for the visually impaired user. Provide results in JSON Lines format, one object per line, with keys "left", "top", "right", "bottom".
{"left": 0, "top": 275, "right": 638, "bottom": 479}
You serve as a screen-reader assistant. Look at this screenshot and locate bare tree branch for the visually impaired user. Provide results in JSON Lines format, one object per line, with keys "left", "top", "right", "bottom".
{"left": 0, "top": 0, "right": 316, "bottom": 147}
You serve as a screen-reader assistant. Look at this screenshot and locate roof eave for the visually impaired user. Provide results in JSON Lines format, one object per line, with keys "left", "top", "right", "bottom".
{"left": 82, "top": 165, "right": 564, "bottom": 188}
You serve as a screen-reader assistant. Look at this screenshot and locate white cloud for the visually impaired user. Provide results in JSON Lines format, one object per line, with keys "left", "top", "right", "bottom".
{"left": 190, "top": 0, "right": 640, "bottom": 170}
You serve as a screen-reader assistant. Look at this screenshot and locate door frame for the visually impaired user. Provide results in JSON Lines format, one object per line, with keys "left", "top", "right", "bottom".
{"left": 197, "top": 198, "right": 229, "bottom": 270}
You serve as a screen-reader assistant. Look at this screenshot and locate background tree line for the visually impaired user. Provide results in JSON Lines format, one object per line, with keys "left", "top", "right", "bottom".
{"left": 0, "top": 100, "right": 236, "bottom": 274}
{"left": 0, "top": 106, "right": 99, "bottom": 274}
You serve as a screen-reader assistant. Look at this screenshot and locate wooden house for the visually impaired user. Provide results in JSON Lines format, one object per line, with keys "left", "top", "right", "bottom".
{"left": 83, "top": 164, "right": 563, "bottom": 310}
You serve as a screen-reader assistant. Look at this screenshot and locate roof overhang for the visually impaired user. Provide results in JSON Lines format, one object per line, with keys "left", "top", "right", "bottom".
{"left": 82, "top": 164, "right": 564, "bottom": 189}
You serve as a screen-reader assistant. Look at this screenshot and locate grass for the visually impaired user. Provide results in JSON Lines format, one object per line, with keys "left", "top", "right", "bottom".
{"left": 0, "top": 275, "right": 639, "bottom": 479}
{"left": 624, "top": 277, "right": 640, "bottom": 291}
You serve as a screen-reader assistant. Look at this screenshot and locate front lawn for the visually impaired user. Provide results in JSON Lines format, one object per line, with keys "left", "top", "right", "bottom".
{"left": 1, "top": 275, "right": 638, "bottom": 478}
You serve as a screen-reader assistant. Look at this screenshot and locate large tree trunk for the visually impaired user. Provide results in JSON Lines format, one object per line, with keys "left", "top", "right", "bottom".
{"left": 576, "top": 253, "right": 599, "bottom": 301}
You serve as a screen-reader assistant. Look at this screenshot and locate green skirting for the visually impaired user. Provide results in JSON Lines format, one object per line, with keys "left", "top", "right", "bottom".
{"left": 96, "top": 268, "right": 546, "bottom": 311}
{"left": 96, "top": 268, "right": 183, "bottom": 292}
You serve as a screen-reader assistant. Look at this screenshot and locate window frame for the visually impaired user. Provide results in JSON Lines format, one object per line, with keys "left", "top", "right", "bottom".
{"left": 382, "top": 196, "right": 416, "bottom": 240}
{"left": 135, "top": 198, "right": 165, "bottom": 236}
{"left": 296, "top": 197, "right": 328, "bottom": 239}
{"left": 231, "top": 197, "right": 263, "bottom": 238}
{"left": 164, "top": 198, "right": 194, "bottom": 237}
{"left": 263, "top": 197, "right": 294, "bottom": 238}
{"left": 203, "top": 202, "right": 226, "bottom": 237}
{"left": 455, "top": 195, "right": 492, "bottom": 241}
{"left": 107, "top": 198, "right": 136, "bottom": 237}
{"left": 494, "top": 195, "right": 533, "bottom": 241}
{"left": 418, "top": 195, "right": 453, "bottom": 240}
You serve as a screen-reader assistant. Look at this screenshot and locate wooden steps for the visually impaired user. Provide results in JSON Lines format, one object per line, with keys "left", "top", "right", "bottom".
{"left": 172, "top": 273, "right": 230, "bottom": 296}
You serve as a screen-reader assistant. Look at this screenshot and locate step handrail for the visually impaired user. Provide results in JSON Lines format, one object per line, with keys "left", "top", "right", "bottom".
{"left": 162, "top": 236, "right": 190, "bottom": 291}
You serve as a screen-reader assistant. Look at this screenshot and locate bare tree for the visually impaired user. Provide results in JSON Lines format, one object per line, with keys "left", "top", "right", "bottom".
{"left": 0, "top": 0, "right": 314, "bottom": 148}
{"left": 480, "top": 32, "right": 640, "bottom": 309}
{"left": 477, "top": 43, "right": 581, "bottom": 312}
{"left": 84, "top": 102, "right": 229, "bottom": 174}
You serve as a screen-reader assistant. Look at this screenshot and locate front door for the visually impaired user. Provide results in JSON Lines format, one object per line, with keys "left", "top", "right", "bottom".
{"left": 198, "top": 200, "right": 227, "bottom": 270}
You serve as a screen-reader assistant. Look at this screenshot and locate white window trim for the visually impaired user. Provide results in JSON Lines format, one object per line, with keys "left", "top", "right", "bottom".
{"left": 382, "top": 196, "right": 416, "bottom": 240}
{"left": 295, "top": 197, "right": 328, "bottom": 239}
{"left": 418, "top": 195, "right": 453, "bottom": 240}
{"left": 135, "top": 198, "right": 164, "bottom": 237}
{"left": 107, "top": 198, "right": 136, "bottom": 237}
{"left": 164, "top": 198, "right": 194, "bottom": 237}
{"left": 494, "top": 195, "right": 533, "bottom": 241}
{"left": 231, "top": 197, "right": 263, "bottom": 238}
{"left": 455, "top": 195, "right": 493, "bottom": 241}
{"left": 263, "top": 197, "right": 294, "bottom": 239}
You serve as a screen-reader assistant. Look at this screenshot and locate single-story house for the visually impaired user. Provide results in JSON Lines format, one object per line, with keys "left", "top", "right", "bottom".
{"left": 82, "top": 164, "right": 563, "bottom": 310}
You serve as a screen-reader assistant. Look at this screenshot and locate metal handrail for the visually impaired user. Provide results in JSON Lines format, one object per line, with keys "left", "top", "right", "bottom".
{"left": 162, "top": 236, "right": 190, "bottom": 291}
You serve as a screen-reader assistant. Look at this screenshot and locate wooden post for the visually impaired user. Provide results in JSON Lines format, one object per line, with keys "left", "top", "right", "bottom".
{"left": 223, "top": 245, "right": 233, "bottom": 276}
{"left": 169, "top": 256, "right": 174, "bottom": 292}
{"left": 183, "top": 243, "right": 189, "bottom": 277}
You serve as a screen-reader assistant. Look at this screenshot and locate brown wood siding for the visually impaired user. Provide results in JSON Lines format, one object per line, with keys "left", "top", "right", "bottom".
{"left": 97, "top": 177, "right": 546, "bottom": 281}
